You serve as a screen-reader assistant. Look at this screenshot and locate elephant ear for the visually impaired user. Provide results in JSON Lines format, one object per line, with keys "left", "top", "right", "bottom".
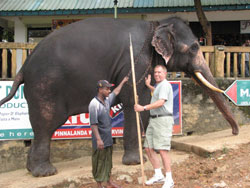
{"left": 152, "top": 23, "right": 175, "bottom": 65}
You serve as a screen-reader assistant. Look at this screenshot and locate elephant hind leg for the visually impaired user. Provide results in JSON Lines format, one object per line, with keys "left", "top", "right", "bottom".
{"left": 26, "top": 101, "right": 68, "bottom": 177}
{"left": 27, "top": 134, "right": 57, "bottom": 177}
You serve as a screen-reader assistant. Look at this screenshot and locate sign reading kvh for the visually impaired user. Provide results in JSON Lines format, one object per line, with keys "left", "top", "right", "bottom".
{"left": 224, "top": 80, "right": 250, "bottom": 106}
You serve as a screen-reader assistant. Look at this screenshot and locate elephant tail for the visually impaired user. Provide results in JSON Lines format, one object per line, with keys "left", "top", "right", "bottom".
{"left": 0, "top": 70, "right": 24, "bottom": 106}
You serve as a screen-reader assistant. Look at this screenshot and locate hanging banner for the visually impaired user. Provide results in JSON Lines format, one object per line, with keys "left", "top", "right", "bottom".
{"left": 0, "top": 81, "right": 182, "bottom": 140}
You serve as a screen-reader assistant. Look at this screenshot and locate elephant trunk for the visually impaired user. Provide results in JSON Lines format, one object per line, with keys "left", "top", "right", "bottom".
{"left": 192, "top": 52, "right": 239, "bottom": 135}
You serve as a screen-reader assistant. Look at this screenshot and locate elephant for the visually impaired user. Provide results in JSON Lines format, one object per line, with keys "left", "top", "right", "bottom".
{"left": 0, "top": 17, "right": 239, "bottom": 177}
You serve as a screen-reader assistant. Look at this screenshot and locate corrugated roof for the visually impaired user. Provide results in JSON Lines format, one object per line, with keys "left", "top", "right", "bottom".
{"left": 0, "top": 0, "right": 249, "bottom": 15}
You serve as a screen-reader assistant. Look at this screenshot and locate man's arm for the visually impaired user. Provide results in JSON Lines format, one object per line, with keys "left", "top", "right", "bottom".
{"left": 134, "top": 99, "right": 165, "bottom": 112}
{"left": 91, "top": 125, "right": 104, "bottom": 150}
{"left": 113, "top": 76, "right": 129, "bottom": 96}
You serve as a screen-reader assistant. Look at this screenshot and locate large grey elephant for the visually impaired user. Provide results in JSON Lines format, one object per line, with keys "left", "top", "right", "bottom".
{"left": 0, "top": 17, "right": 239, "bottom": 177}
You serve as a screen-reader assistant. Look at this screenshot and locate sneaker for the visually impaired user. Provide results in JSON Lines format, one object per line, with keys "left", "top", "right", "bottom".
{"left": 145, "top": 175, "right": 165, "bottom": 185}
{"left": 162, "top": 180, "right": 174, "bottom": 188}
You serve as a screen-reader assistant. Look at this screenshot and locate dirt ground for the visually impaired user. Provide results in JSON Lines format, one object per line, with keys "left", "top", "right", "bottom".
{"left": 1, "top": 126, "right": 250, "bottom": 188}
{"left": 80, "top": 143, "right": 250, "bottom": 188}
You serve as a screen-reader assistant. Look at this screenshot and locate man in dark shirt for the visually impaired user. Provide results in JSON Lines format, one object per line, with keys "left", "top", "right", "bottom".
{"left": 88, "top": 77, "right": 128, "bottom": 188}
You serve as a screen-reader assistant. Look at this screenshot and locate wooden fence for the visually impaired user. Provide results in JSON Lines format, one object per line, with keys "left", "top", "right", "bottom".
{"left": 1, "top": 42, "right": 250, "bottom": 79}
{"left": 202, "top": 45, "right": 250, "bottom": 78}
{"left": 0, "top": 42, "right": 36, "bottom": 79}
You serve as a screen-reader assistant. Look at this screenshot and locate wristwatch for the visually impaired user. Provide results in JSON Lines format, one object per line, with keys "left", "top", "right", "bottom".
{"left": 144, "top": 106, "right": 147, "bottom": 111}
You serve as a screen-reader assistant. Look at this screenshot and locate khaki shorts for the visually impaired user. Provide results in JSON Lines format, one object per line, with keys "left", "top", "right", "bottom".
{"left": 144, "top": 116, "right": 174, "bottom": 150}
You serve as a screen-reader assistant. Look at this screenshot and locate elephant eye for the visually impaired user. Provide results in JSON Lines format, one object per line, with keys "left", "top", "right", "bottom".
{"left": 190, "top": 43, "right": 199, "bottom": 53}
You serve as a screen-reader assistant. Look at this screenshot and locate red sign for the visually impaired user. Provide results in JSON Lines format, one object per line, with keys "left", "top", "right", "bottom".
{"left": 52, "top": 104, "right": 124, "bottom": 139}
{"left": 224, "top": 81, "right": 237, "bottom": 104}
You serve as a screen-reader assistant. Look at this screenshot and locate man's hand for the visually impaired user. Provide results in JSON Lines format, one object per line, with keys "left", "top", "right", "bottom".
{"left": 91, "top": 125, "right": 104, "bottom": 150}
{"left": 134, "top": 104, "right": 144, "bottom": 112}
{"left": 113, "top": 76, "right": 129, "bottom": 95}
{"left": 97, "top": 139, "right": 104, "bottom": 150}
{"left": 121, "top": 76, "right": 129, "bottom": 84}
{"left": 145, "top": 74, "right": 151, "bottom": 87}
{"left": 145, "top": 74, "right": 155, "bottom": 92}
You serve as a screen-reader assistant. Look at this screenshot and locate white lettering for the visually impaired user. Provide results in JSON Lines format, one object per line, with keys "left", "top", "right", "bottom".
{"left": 71, "top": 116, "right": 77, "bottom": 124}
{"left": 55, "top": 130, "right": 89, "bottom": 136}
{"left": 240, "top": 101, "right": 250, "bottom": 105}
{"left": 112, "top": 129, "right": 123, "bottom": 134}
{"left": 240, "top": 89, "right": 249, "bottom": 97}
{"left": 111, "top": 106, "right": 120, "bottom": 113}
{"left": 111, "top": 103, "right": 123, "bottom": 113}
{"left": 79, "top": 114, "right": 89, "bottom": 124}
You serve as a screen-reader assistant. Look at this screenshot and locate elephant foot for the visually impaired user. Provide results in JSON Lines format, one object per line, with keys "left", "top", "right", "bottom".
{"left": 122, "top": 149, "right": 147, "bottom": 165}
{"left": 27, "top": 161, "right": 57, "bottom": 177}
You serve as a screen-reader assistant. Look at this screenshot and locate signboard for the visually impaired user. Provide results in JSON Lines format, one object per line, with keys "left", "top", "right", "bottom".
{"left": 241, "top": 20, "right": 250, "bottom": 34}
{"left": 171, "top": 81, "right": 182, "bottom": 134}
{"left": 52, "top": 104, "right": 124, "bottom": 139}
{"left": 0, "top": 81, "right": 182, "bottom": 140}
{"left": 224, "top": 80, "right": 250, "bottom": 106}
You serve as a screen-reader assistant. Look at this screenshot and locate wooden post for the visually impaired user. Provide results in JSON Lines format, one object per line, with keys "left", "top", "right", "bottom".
{"left": 2, "top": 49, "right": 7, "bottom": 78}
{"left": 241, "top": 53, "right": 245, "bottom": 77}
{"left": 214, "top": 45, "right": 225, "bottom": 78}
{"left": 233, "top": 53, "right": 238, "bottom": 77}
{"left": 11, "top": 49, "right": 17, "bottom": 77}
{"left": 226, "top": 52, "right": 230, "bottom": 77}
{"left": 22, "top": 49, "right": 27, "bottom": 65}
{"left": 129, "top": 33, "right": 145, "bottom": 187}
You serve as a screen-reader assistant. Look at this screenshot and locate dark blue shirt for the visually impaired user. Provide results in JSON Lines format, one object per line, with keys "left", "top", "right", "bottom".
{"left": 88, "top": 92, "right": 116, "bottom": 150}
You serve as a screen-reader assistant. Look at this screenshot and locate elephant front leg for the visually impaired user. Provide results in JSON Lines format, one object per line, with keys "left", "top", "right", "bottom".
{"left": 27, "top": 135, "right": 57, "bottom": 177}
{"left": 122, "top": 108, "right": 147, "bottom": 165}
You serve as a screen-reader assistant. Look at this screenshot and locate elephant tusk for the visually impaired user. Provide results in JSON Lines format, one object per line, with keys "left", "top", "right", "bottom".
{"left": 195, "top": 72, "right": 224, "bottom": 93}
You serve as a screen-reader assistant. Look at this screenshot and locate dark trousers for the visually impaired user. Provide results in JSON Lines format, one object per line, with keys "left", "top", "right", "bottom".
{"left": 92, "top": 146, "right": 113, "bottom": 182}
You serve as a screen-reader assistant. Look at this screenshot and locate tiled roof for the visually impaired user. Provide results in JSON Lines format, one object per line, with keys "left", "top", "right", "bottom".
{"left": 0, "top": 0, "right": 249, "bottom": 16}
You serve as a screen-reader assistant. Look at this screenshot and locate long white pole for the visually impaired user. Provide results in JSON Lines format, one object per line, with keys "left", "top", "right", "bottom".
{"left": 114, "top": 0, "right": 118, "bottom": 19}
{"left": 129, "top": 33, "right": 145, "bottom": 187}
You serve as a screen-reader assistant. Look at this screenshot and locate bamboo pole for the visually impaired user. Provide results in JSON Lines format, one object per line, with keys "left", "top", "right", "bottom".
{"left": 129, "top": 33, "right": 145, "bottom": 187}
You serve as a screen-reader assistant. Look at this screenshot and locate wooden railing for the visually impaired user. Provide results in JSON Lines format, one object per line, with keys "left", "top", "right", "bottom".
{"left": 201, "top": 46, "right": 250, "bottom": 78}
{"left": 0, "top": 42, "right": 36, "bottom": 79}
{"left": 1, "top": 42, "right": 250, "bottom": 79}
{"left": 170, "top": 45, "right": 250, "bottom": 79}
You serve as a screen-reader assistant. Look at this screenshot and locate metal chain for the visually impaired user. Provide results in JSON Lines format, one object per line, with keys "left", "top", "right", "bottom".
{"left": 126, "top": 21, "right": 159, "bottom": 87}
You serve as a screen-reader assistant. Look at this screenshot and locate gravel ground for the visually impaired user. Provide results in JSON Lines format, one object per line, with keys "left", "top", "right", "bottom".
{"left": 80, "top": 143, "right": 250, "bottom": 188}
